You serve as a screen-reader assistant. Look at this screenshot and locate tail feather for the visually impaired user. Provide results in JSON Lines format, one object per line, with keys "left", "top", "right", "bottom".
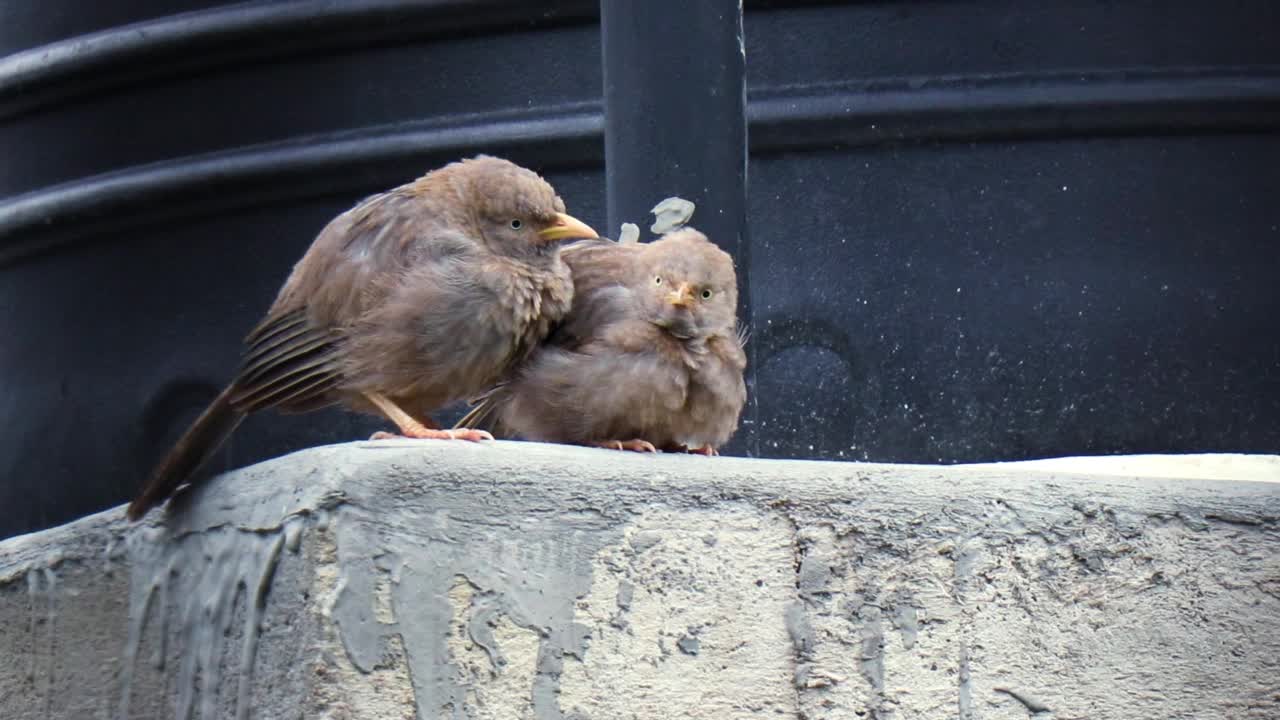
{"left": 128, "top": 385, "right": 246, "bottom": 521}
{"left": 454, "top": 387, "right": 508, "bottom": 436}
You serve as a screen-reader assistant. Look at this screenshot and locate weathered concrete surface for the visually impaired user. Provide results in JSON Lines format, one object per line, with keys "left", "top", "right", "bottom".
{"left": 1, "top": 442, "right": 1278, "bottom": 720}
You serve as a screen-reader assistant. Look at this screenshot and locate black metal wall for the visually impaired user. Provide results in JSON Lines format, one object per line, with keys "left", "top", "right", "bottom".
{"left": 2, "top": 1, "right": 1278, "bottom": 538}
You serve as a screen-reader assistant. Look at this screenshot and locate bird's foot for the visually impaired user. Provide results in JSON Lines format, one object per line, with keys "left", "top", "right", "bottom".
{"left": 588, "top": 439, "right": 658, "bottom": 453}
{"left": 363, "top": 391, "right": 488, "bottom": 441}
{"left": 663, "top": 443, "right": 719, "bottom": 456}
{"left": 369, "top": 428, "right": 493, "bottom": 442}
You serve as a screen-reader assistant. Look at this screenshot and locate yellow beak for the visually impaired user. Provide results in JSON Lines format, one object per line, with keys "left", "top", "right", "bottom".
{"left": 537, "top": 212, "right": 599, "bottom": 242}
{"left": 666, "top": 283, "right": 695, "bottom": 308}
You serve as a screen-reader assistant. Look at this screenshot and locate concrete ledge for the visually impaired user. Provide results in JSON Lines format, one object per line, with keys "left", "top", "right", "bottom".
{"left": 2, "top": 442, "right": 1278, "bottom": 719}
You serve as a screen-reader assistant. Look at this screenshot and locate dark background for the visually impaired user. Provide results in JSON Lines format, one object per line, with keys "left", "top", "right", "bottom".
{"left": 2, "top": 0, "right": 1278, "bottom": 539}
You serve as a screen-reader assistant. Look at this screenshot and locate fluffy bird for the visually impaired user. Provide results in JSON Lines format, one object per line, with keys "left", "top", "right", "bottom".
{"left": 128, "top": 155, "right": 596, "bottom": 520}
{"left": 460, "top": 228, "right": 746, "bottom": 454}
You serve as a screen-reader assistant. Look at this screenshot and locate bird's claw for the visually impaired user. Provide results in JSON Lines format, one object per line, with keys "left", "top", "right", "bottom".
{"left": 370, "top": 428, "right": 493, "bottom": 442}
{"left": 589, "top": 439, "right": 658, "bottom": 453}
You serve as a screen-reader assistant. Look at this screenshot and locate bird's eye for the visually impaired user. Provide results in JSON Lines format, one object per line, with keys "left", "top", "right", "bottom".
{"left": 509, "top": 219, "right": 522, "bottom": 230}
{"left": 701, "top": 289, "right": 714, "bottom": 300}
{"left": 654, "top": 276, "right": 663, "bottom": 285}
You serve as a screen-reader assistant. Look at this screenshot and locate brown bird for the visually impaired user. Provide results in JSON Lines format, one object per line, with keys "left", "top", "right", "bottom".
{"left": 128, "top": 155, "right": 596, "bottom": 520}
{"left": 460, "top": 228, "right": 746, "bottom": 454}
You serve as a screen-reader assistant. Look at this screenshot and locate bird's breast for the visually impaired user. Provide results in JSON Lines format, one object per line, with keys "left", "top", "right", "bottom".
{"left": 504, "top": 267, "right": 573, "bottom": 358}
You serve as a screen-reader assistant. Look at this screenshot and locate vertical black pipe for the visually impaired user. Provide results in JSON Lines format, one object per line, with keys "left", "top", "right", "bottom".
{"left": 600, "top": 0, "right": 756, "bottom": 454}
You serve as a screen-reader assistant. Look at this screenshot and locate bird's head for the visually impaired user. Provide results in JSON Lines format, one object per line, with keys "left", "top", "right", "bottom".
{"left": 638, "top": 228, "right": 739, "bottom": 342}
{"left": 452, "top": 155, "right": 597, "bottom": 261}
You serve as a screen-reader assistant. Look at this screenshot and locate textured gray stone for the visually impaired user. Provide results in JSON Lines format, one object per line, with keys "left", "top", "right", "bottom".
{"left": 1, "top": 442, "right": 1278, "bottom": 720}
